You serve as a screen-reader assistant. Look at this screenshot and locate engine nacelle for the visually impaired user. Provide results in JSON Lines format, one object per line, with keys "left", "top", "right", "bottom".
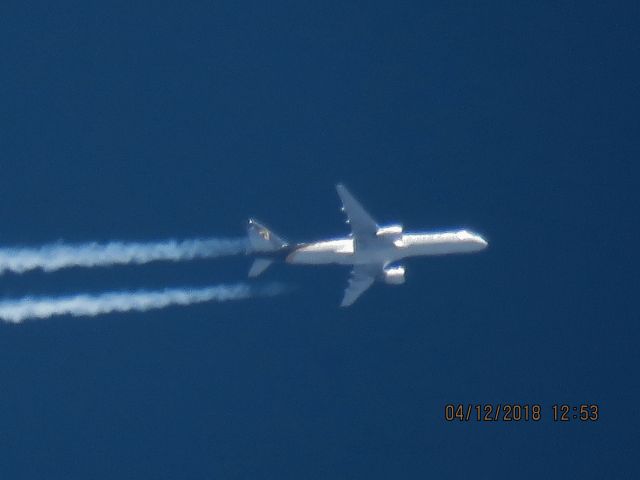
{"left": 376, "top": 224, "right": 403, "bottom": 241}
{"left": 383, "top": 265, "right": 406, "bottom": 285}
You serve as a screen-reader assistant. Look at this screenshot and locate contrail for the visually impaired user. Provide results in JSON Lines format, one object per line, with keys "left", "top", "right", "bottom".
{"left": 0, "top": 238, "right": 248, "bottom": 275}
{"left": 0, "top": 283, "right": 284, "bottom": 323}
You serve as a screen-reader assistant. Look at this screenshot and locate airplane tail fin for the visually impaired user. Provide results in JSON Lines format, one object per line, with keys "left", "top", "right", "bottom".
{"left": 247, "top": 219, "right": 287, "bottom": 252}
{"left": 247, "top": 219, "right": 287, "bottom": 278}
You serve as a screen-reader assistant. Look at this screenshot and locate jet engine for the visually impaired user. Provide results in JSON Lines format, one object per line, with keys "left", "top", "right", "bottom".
{"left": 383, "top": 265, "right": 406, "bottom": 285}
{"left": 376, "top": 224, "right": 403, "bottom": 242}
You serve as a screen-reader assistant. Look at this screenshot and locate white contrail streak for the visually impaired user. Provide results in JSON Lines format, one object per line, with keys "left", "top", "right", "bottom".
{"left": 0, "top": 238, "right": 248, "bottom": 275}
{"left": 0, "top": 283, "right": 284, "bottom": 323}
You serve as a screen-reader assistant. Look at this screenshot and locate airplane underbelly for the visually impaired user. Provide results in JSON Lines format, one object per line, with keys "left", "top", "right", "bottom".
{"left": 286, "top": 249, "right": 352, "bottom": 265}
{"left": 286, "top": 243, "right": 398, "bottom": 266}
{"left": 410, "top": 242, "right": 477, "bottom": 255}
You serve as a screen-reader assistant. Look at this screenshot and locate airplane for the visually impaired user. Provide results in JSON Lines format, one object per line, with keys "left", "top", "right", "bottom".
{"left": 247, "top": 184, "right": 488, "bottom": 307}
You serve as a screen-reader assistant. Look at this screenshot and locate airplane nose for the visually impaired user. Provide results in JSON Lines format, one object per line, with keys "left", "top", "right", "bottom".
{"left": 473, "top": 235, "right": 489, "bottom": 250}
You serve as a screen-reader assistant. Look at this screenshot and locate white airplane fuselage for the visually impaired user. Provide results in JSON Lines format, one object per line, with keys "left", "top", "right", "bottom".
{"left": 286, "top": 230, "right": 487, "bottom": 266}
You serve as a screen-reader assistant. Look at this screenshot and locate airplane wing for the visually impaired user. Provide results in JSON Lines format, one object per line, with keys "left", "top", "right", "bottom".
{"left": 336, "top": 184, "right": 379, "bottom": 249}
{"left": 340, "top": 264, "right": 379, "bottom": 307}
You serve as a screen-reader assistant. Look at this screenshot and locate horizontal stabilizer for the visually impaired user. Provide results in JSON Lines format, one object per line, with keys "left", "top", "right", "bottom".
{"left": 248, "top": 258, "right": 274, "bottom": 278}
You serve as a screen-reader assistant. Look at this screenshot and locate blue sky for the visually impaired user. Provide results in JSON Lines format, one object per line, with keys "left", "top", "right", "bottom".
{"left": 0, "top": 1, "right": 638, "bottom": 478}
